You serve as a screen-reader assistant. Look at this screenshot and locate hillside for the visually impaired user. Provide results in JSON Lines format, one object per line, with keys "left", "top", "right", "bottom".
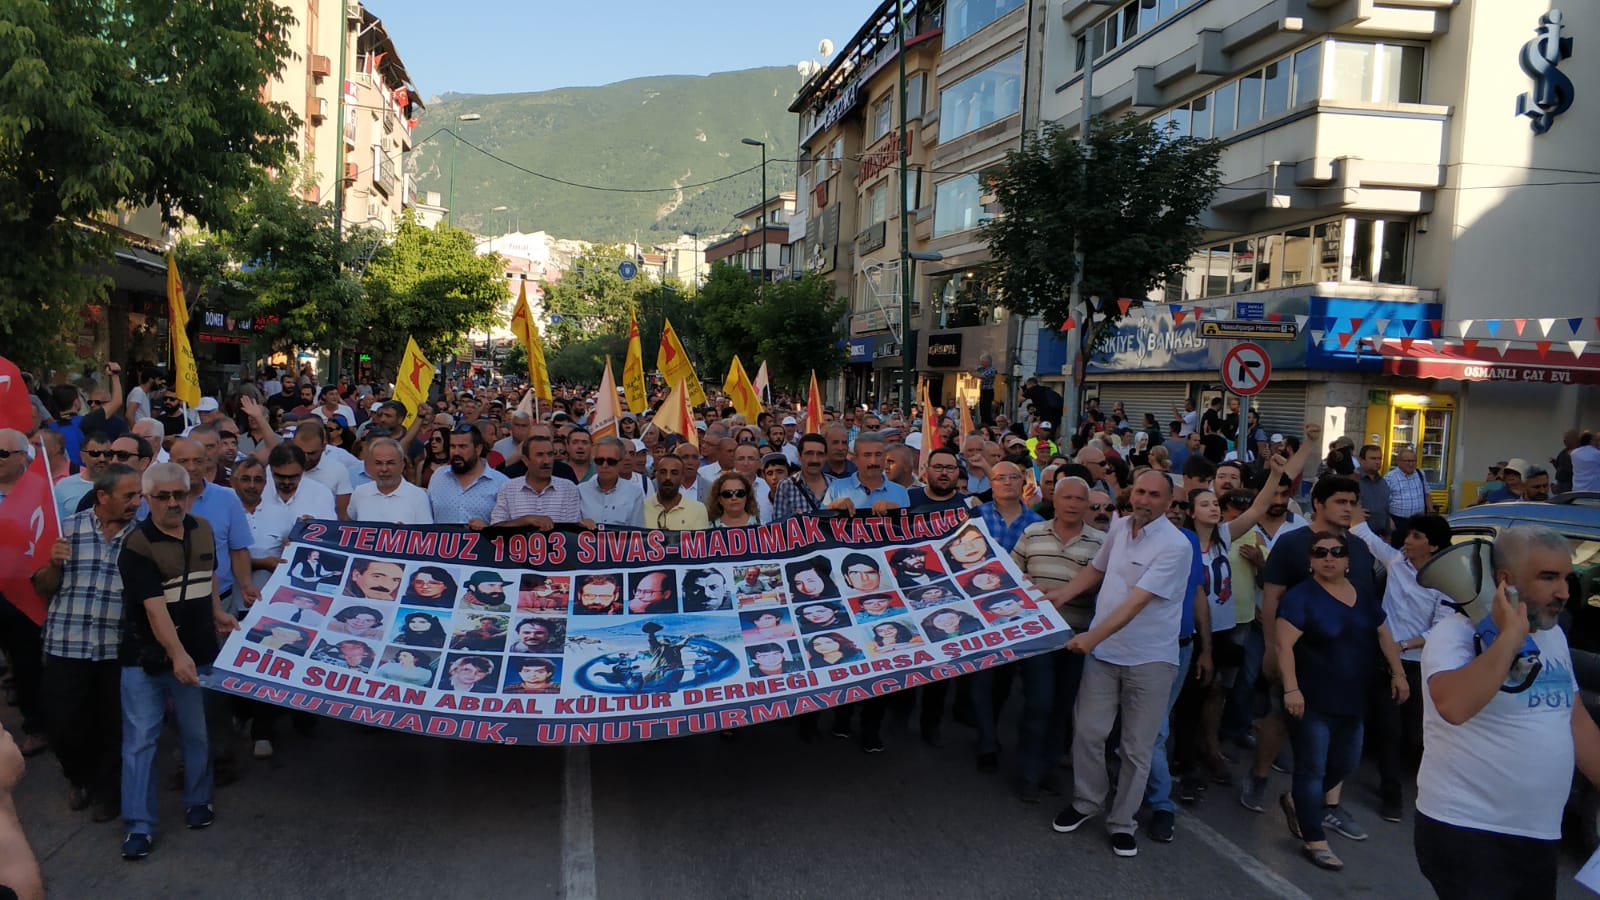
{"left": 408, "top": 67, "right": 801, "bottom": 244}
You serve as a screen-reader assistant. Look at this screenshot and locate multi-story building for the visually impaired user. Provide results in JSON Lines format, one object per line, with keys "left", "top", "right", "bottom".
{"left": 1039, "top": 0, "right": 1600, "bottom": 505}
{"left": 262, "top": 1, "right": 422, "bottom": 231}
{"left": 703, "top": 193, "right": 797, "bottom": 282}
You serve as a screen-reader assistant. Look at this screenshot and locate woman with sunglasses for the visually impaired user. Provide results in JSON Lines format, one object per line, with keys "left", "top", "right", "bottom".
{"left": 706, "top": 470, "right": 759, "bottom": 527}
{"left": 1274, "top": 530, "right": 1407, "bottom": 872}
{"left": 416, "top": 423, "right": 451, "bottom": 487}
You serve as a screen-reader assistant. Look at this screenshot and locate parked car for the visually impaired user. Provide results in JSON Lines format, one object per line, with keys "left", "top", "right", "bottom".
{"left": 1446, "top": 492, "right": 1600, "bottom": 849}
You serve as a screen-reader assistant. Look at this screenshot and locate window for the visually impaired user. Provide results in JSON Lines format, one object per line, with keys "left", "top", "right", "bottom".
{"left": 1230, "top": 239, "right": 1255, "bottom": 294}
{"left": 865, "top": 182, "right": 888, "bottom": 225}
{"left": 945, "top": 0, "right": 1024, "bottom": 46}
{"left": 1326, "top": 40, "right": 1424, "bottom": 104}
{"left": 1237, "top": 70, "right": 1263, "bottom": 129}
{"left": 905, "top": 73, "right": 926, "bottom": 120}
{"left": 1167, "top": 103, "right": 1190, "bottom": 138}
{"left": 1074, "top": 36, "right": 1087, "bottom": 72}
{"left": 1189, "top": 94, "right": 1211, "bottom": 139}
{"left": 1192, "top": 215, "right": 1411, "bottom": 294}
{"left": 933, "top": 175, "right": 988, "bottom": 236}
{"left": 1292, "top": 45, "right": 1322, "bottom": 106}
{"left": 1379, "top": 218, "right": 1409, "bottom": 284}
{"left": 930, "top": 269, "right": 1002, "bottom": 328}
{"left": 939, "top": 52, "right": 1024, "bottom": 142}
{"left": 869, "top": 95, "right": 894, "bottom": 143}
{"left": 1262, "top": 59, "right": 1290, "bottom": 118}
{"left": 1212, "top": 81, "right": 1237, "bottom": 134}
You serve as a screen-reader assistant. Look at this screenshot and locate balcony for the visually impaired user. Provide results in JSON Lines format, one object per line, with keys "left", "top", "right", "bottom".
{"left": 375, "top": 157, "right": 396, "bottom": 197}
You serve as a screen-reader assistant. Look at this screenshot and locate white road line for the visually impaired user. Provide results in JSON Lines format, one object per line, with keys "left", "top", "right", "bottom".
{"left": 1178, "top": 810, "right": 1317, "bottom": 900}
{"left": 561, "top": 746, "right": 598, "bottom": 900}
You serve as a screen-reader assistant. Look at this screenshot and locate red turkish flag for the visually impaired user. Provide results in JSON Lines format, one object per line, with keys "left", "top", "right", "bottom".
{"left": 0, "top": 355, "right": 32, "bottom": 433}
{"left": 0, "top": 442, "right": 61, "bottom": 624}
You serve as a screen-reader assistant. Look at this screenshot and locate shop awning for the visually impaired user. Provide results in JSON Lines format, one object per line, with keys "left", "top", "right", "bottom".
{"left": 1377, "top": 341, "right": 1600, "bottom": 385}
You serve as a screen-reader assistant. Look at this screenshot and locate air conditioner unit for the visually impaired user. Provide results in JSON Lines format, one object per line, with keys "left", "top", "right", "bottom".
{"left": 343, "top": 162, "right": 358, "bottom": 184}
{"left": 310, "top": 55, "right": 332, "bottom": 78}
{"left": 310, "top": 97, "right": 328, "bottom": 123}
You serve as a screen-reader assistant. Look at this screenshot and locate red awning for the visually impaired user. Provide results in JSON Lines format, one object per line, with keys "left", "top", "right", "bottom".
{"left": 1378, "top": 341, "right": 1600, "bottom": 385}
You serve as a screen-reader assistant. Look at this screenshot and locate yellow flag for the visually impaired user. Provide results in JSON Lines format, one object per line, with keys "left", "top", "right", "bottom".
{"left": 590, "top": 356, "right": 620, "bottom": 442}
{"left": 623, "top": 314, "right": 648, "bottom": 414}
{"left": 653, "top": 378, "right": 698, "bottom": 446}
{"left": 510, "top": 281, "right": 552, "bottom": 402}
{"left": 657, "top": 319, "right": 705, "bottom": 406}
{"left": 165, "top": 253, "right": 201, "bottom": 408}
{"left": 722, "top": 355, "right": 761, "bottom": 422}
{"left": 394, "top": 337, "right": 434, "bottom": 428}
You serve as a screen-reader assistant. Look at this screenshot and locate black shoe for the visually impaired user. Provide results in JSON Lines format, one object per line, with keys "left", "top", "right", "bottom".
{"left": 120, "top": 832, "right": 153, "bottom": 860}
{"left": 1052, "top": 807, "right": 1094, "bottom": 833}
{"left": 1039, "top": 775, "right": 1063, "bottom": 797}
{"left": 830, "top": 723, "right": 852, "bottom": 739}
{"left": 1177, "top": 776, "right": 1201, "bottom": 805}
{"left": 185, "top": 803, "right": 215, "bottom": 830}
{"left": 1146, "top": 809, "right": 1175, "bottom": 843}
{"left": 91, "top": 800, "right": 120, "bottom": 823}
{"left": 860, "top": 735, "right": 884, "bottom": 753}
{"left": 976, "top": 752, "right": 999, "bottom": 773}
{"left": 68, "top": 785, "right": 92, "bottom": 811}
{"left": 1380, "top": 793, "right": 1403, "bottom": 823}
{"left": 1111, "top": 832, "right": 1138, "bottom": 857}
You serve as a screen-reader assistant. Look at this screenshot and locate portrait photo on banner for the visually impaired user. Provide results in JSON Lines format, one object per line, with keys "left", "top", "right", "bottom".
{"left": 287, "top": 547, "right": 347, "bottom": 593}
{"left": 399, "top": 564, "right": 461, "bottom": 608}
{"left": 732, "top": 564, "right": 788, "bottom": 608}
{"left": 517, "top": 573, "right": 572, "bottom": 613}
{"left": 375, "top": 645, "right": 440, "bottom": 687}
{"left": 261, "top": 586, "right": 332, "bottom": 628}
{"left": 342, "top": 557, "right": 405, "bottom": 602}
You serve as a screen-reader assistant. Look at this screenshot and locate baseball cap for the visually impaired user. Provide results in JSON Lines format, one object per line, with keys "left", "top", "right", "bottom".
{"left": 1270, "top": 433, "right": 1284, "bottom": 444}
{"left": 1039, "top": 421, "right": 1053, "bottom": 431}
{"left": 197, "top": 397, "right": 219, "bottom": 412}
{"left": 782, "top": 416, "right": 797, "bottom": 426}
{"left": 905, "top": 432, "right": 923, "bottom": 450}
{"left": 1503, "top": 457, "right": 1530, "bottom": 475}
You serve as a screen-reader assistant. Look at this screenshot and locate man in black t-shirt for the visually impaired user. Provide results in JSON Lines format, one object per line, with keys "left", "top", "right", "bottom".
{"left": 116, "top": 462, "right": 238, "bottom": 860}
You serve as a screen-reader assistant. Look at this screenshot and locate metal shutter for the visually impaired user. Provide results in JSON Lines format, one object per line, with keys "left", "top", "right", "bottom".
{"left": 1090, "top": 382, "right": 1189, "bottom": 431}
{"left": 1245, "top": 383, "right": 1308, "bottom": 438}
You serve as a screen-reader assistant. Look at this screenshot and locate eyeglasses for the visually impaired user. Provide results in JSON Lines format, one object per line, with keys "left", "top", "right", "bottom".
{"left": 719, "top": 489, "right": 748, "bottom": 499}
{"left": 270, "top": 470, "right": 303, "bottom": 481}
{"left": 0, "top": 449, "right": 22, "bottom": 459}
{"left": 1088, "top": 503, "right": 1110, "bottom": 511}
{"left": 594, "top": 457, "right": 621, "bottom": 466}
{"left": 109, "top": 451, "right": 143, "bottom": 461}
{"left": 82, "top": 449, "right": 110, "bottom": 459}
{"left": 89, "top": 399, "right": 105, "bottom": 407}
{"left": 149, "top": 490, "right": 186, "bottom": 504}
{"left": 1310, "top": 546, "right": 1349, "bottom": 559}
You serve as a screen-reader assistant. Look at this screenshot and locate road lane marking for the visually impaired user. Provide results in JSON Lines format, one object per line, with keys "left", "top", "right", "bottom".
{"left": 561, "top": 746, "right": 598, "bottom": 900}
{"left": 1178, "top": 809, "right": 1316, "bottom": 900}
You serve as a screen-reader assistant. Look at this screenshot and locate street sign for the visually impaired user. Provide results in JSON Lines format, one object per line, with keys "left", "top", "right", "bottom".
{"left": 618, "top": 261, "right": 638, "bottom": 281}
{"left": 1200, "top": 319, "right": 1298, "bottom": 341}
{"left": 1221, "top": 342, "right": 1271, "bottom": 396}
{"left": 1234, "top": 301, "right": 1265, "bottom": 320}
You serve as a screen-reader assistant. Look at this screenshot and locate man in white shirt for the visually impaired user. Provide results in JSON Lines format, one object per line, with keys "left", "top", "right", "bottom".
{"left": 578, "top": 437, "right": 644, "bottom": 526}
{"left": 291, "top": 419, "right": 353, "bottom": 519}
{"left": 1572, "top": 430, "right": 1600, "bottom": 493}
{"left": 125, "top": 367, "right": 162, "bottom": 424}
{"left": 347, "top": 438, "right": 433, "bottom": 524}
{"left": 1046, "top": 470, "right": 1194, "bottom": 858}
{"left": 262, "top": 443, "right": 338, "bottom": 521}
{"left": 1415, "top": 525, "right": 1599, "bottom": 898}
{"left": 1171, "top": 399, "right": 1199, "bottom": 437}
{"left": 231, "top": 455, "right": 295, "bottom": 593}
{"left": 312, "top": 385, "right": 356, "bottom": 429}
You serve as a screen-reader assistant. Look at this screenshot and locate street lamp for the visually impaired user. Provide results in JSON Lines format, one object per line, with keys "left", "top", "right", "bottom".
{"left": 448, "top": 112, "right": 482, "bottom": 227}
{"left": 904, "top": 250, "right": 943, "bottom": 413}
{"left": 492, "top": 205, "right": 508, "bottom": 234}
{"left": 741, "top": 137, "right": 768, "bottom": 297}
{"left": 687, "top": 231, "right": 700, "bottom": 287}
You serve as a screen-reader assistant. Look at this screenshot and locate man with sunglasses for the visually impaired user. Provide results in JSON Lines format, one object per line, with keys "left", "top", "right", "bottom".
{"left": 578, "top": 437, "right": 644, "bottom": 527}
{"left": 73, "top": 436, "right": 152, "bottom": 515}
{"left": 644, "top": 453, "right": 708, "bottom": 531}
{"left": 56, "top": 432, "right": 114, "bottom": 522}
{"left": 260, "top": 444, "right": 337, "bottom": 522}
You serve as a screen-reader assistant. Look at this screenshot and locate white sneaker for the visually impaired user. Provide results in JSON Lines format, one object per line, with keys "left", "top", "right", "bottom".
{"left": 253, "top": 739, "right": 274, "bottom": 760}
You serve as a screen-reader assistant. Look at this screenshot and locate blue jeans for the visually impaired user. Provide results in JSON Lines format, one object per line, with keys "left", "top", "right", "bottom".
{"left": 121, "top": 666, "right": 213, "bottom": 835}
{"left": 1223, "top": 621, "right": 1264, "bottom": 740}
{"left": 1143, "top": 641, "right": 1194, "bottom": 813}
{"left": 1286, "top": 707, "right": 1363, "bottom": 843}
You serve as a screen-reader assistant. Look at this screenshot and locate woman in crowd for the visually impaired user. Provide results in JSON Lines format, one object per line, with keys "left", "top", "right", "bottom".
{"left": 416, "top": 426, "right": 451, "bottom": 487}
{"left": 707, "top": 470, "right": 760, "bottom": 527}
{"left": 1276, "top": 531, "right": 1408, "bottom": 871}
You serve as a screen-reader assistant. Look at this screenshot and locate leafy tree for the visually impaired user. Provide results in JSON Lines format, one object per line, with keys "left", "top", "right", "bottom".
{"left": 547, "top": 333, "right": 629, "bottom": 385}
{"left": 633, "top": 280, "right": 698, "bottom": 370}
{"left": 752, "top": 275, "right": 846, "bottom": 393}
{"left": 691, "top": 263, "right": 761, "bottom": 379}
{"left": 500, "top": 342, "right": 527, "bottom": 379}
{"left": 0, "top": 0, "right": 299, "bottom": 369}
{"left": 359, "top": 215, "right": 507, "bottom": 375}
{"left": 540, "top": 245, "right": 646, "bottom": 346}
{"left": 984, "top": 114, "right": 1223, "bottom": 338}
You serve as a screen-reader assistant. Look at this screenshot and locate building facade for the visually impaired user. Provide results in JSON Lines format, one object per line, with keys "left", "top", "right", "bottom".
{"left": 1037, "top": 0, "right": 1600, "bottom": 506}
{"left": 702, "top": 193, "right": 797, "bottom": 281}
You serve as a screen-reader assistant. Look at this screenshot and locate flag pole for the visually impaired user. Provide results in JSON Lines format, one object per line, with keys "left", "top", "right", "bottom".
{"left": 34, "top": 435, "right": 57, "bottom": 509}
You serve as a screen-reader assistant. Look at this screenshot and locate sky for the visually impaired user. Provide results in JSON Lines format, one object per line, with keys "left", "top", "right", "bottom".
{"left": 367, "top": 0, "right": 882, "bottom": 98}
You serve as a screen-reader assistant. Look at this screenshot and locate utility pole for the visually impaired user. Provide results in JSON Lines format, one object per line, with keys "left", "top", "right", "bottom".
{"left": 897, "top": 0, "right": 914, "bottom": 415}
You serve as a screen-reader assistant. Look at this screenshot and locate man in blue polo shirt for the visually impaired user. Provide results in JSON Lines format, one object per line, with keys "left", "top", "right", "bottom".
{"left": 825, "top": 431, "right": 908, "bottom": 514}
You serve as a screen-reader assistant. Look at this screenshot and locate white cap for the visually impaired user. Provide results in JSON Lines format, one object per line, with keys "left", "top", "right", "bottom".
{"left": 196, "top": 397, "right": 219, "bottom": 412}
{"left": 1503, "top": 457, "right": 1530, "bottom": 475}
{"left": 1270, "top": 433, "right": 1284, "bottom": 443}
{"left": 782, "top": 416, "right": 797, "bottom": 426}
{"left": 905, "top": 432, "right": 923, "bottom": 450}
{"left": 630, "top": 439, "right": 645, "bottom": 452}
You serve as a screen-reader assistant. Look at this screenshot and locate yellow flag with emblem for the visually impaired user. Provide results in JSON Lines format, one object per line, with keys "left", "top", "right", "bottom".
{"left": 510, "top": 281, "right": 552, "bottom": 403}
{"left": 657, "top": 319, "right": 705, "bottom": 407}
{"left": 622, "top": 313, "right": 648, "bottom": 414}
{"left": 722, "top": 355, "right": 762, "bottom": 422}
{"left": 393, "top": 337, "right": 434, "bottom": 428}
{"left": 165, "top": 253, "right": 202, "bottom": 408}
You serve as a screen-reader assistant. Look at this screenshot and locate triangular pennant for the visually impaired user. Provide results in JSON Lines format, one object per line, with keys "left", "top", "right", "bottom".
{"left": 1427, "top": 319, "right": 1442, "bottom": 337}
{"left": 1569, "top": 317, "right": 1585, "bottom": 336}
{"left": 1338, "top": 331, "right": 1357, "bottom": 349}
{"left": 1538, "top": 318, "right": 1557, "bottom": 338}
{"left": 1455, "top": 319, "right": 1475, "bottom": 337}
{"left": 1373, "top": 318, "right": 1390, "bottom": 336}
{"left": 1513, "top": 319, "right": 1527, "bottom": 336}
{"left": 1193, "top": 306, "right": 1204, "bottom": 321}
{"left": 1400, "top": 338, "right": 1415, "bottom": 352}
{"left": 1169, "top": 304, "right": 1183, "bottom": 319}
{"left": 1116, "top": 297, "right": 1133, "bottom": 316}
{"left": 1059, "top": 316, "right": 1077, "bottom": 332}
{"left": 1492, "top": 340, "right": 1512, "bottom": 357}
{"left": 1370, "top": 337, "right": 1388, "bottom": 352}
{"left": 1173, "top": 310, "right": 1188, "bottom": 325}
{"left": 1267, "top": 312, "right": 1282, "bottom": 322}
{"left": 1309, "top": 329, "right": 1326, "bottom": 346}
{"left": 1348, "top": 318, "right": 1365, "bottom": 335}
{"left": 1535, "top": 341, "right": 1552, "bottom": 358}
{"left": 1461, "top": 338, "right": 1480, "bottom": 355}
{"left": 1294, "top": 315, "right": 1310, "bottom": 332}
{"left": 1484, "top": 320, "right": 1502, "bottom": 337}
{"left": 1571, "top": 340, "right": 1588, "bottom": 359}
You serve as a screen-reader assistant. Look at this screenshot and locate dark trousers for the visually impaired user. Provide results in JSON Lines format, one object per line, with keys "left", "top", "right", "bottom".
{"left": 978, "top": 387, "right": 995, "bottom": 425}
{"left": 41, "top": 655, "right": 121, "bottom": 802}
{"left": 1415, "top": 813, "right": 1558, "bottom": 900}
{"left": 0, "top": 594, "right": 44, "bottom": 734}
{"left": 1286, "top": 708, "right": 1363, "bottom": 843}
{"left": 1370, "top": 658, "right": 1424, "bottom": 801}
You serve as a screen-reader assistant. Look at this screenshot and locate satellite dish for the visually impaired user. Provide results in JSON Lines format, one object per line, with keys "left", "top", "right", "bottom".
{"left": 797, "top": 60, "right": 817, "bottom": 77}
{"left": 818, "top": 38, "right": 834, "bottom": 59}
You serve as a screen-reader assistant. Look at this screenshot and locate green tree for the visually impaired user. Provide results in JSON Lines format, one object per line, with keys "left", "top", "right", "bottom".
{"left": 753, "top": 275, "right": 846, "bottom": 393}
{"left": 541, "top": 245, "right": 646, "bottom": 346}
{"left": 984, "top": 115, "right": 1224, "bottom": 337}
{"left": 500, "top": 342, "right": 527, "bottom": 379}
{"left": 547, "top": 332, "right": 630, "bottom": 385}
{"left": 691, "top": 263, "right": 761, "bottom": 379}
{"left": 633, "top": 281, "right": 697, "bottom": 372}
{"left": 359, "top": 215, "right": 507, "bottom": 375}
{"left": 0, "top": 0, "right": 299, "bottom": 369}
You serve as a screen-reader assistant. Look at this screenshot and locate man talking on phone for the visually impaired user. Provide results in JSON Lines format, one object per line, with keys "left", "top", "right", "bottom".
{"left": 1414, "top": 525, "right": 1600, "bottom": 898}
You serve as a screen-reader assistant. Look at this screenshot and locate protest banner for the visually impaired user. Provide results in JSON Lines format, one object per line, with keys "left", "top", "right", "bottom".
{"left": 204, "top": 510, "right": 1071, "bottom": 746}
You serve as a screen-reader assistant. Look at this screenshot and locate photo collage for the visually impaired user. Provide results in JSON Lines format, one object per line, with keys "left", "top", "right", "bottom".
{"left": 247, "top": 523, "right": 1045, "bottom": 699}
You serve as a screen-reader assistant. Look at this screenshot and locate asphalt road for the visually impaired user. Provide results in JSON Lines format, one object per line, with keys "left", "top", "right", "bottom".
{"left": 7, "top": 698, "right": 1597, "bottom": 899}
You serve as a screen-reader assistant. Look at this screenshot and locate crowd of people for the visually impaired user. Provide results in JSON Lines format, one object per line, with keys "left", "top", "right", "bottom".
{"left": 0, "top": 361, "right": 1594, "bottom": 897}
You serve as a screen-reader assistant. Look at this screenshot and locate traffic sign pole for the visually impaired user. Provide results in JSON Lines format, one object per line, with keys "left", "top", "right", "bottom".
{"left": 1220, "top": 341, "right": 1271, "bottom": 462}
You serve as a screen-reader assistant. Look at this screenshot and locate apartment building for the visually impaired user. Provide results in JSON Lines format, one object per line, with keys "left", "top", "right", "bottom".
{"left": 703, "top": 193, "right": 797, "bottom": 282}
{"left": 1039, "top": 0, "right": 1600, "bottom": 504}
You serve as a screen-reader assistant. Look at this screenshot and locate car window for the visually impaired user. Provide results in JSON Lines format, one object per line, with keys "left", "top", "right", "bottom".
{"left": 1565, "top": 536, "right": 1600, "bottom": 653}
